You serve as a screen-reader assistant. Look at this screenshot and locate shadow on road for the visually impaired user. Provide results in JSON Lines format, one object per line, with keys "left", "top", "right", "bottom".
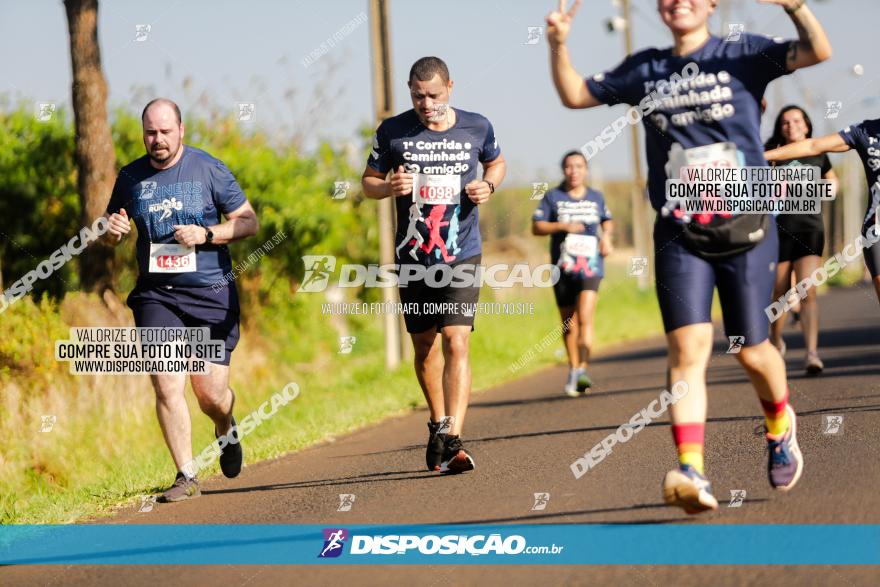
{"left": 201, "top": 469, "right": 431, "bottom": 495}
{"left": 439, "top": 498, "right": 766, "bottom": 525}
{"left": 594, "top": 347, "right": 667, "bottom": 365}
{"left": 784, "top": 324, "right": 880, "bottom": 352}
{"left": 469, "top": 383, "right": 675, "bottom": 409}
{"left": 340, "top": 403, "right": 880, "bottom": 461}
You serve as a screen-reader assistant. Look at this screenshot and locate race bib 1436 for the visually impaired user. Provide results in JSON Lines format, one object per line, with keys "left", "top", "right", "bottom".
{"left": 149, "top": 243, "right": 196, "bottom": 273}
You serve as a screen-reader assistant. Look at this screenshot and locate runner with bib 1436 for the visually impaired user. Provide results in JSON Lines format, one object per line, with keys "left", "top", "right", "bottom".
{"left": 103, "top": 99, "right": 259, "bottom": 502}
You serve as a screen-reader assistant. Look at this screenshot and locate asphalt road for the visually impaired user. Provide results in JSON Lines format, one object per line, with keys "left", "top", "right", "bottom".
{"left": 4, "top": 283, "right": 880, "bottom": 586}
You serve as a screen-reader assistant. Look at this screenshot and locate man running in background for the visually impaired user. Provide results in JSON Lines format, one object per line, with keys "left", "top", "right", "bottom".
{"left": 362, "top": 56, "right": 506, "bottom": 474}
{"left": 103, "top": 98, "right": 259, "bottom": 501}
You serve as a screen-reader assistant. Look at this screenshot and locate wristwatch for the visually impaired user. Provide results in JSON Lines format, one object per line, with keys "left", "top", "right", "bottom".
{"left": 204, "top": 227, "right": 214, "bottom": 244}
{"left": 485, "top": 180, "right": 495, "bottom": 194}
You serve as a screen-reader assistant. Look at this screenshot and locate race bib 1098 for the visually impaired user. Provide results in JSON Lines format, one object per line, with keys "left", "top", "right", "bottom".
{"left": 413, "top": 173, "right": 461, "bottom": 206}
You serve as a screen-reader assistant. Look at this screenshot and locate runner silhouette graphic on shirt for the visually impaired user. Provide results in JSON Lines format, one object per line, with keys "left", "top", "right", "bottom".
{"left": 420, "top": 205, "right": 455, "bottom": 262}
{"left": 437, "top": 204, "right": 461, "bottom": 259}
{"left": 397, "top": 202, "right": 425, "bottom": 261}
{"left": 566, "top": 255, "right": 594, "bottom": 277}
{"left": 559, "top": 247, "right": 595, "bottom": 277}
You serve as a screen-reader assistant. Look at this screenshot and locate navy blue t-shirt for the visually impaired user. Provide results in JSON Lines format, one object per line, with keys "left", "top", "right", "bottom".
{"left": 533, "top": 187, "right": 611, "bottom": 278}
{"left": 106, "top": 146, "right": 248, "bottom": 287}
{"left": 839, "top": 119, "right": 880, "bottom": 230}
{"left": 367, "top": 108, "right": 501, "bottom": 266}
{"left": 586, "top": 34, "right": 792, "bottom": 212}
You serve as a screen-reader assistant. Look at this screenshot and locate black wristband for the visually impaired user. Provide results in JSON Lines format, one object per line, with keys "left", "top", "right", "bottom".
{"left": 485, "top": 180, "right": 495, "bottom": 194}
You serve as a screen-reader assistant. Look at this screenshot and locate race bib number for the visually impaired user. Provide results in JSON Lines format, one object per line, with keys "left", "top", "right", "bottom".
{"left": 667, "top": 141, "right": 741, "bottom": 179}
{"left": 665, "top": 142, "right": 744, "bottom": 222}
{"left": 563, "top": 234, "right": 598, "bottom": 260}
{"left": 413, "top": 173, "right": 461, "bottom": 206}
{"left": 149, "top": 243, "right": 196, "bottom": 273}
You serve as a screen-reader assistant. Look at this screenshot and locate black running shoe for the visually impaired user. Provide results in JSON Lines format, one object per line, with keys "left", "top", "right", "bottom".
{"left": 426, "top": 421, "right": 445, "bottom": 471}
{"left": 216, "top": 416, "right": 243, "bottom": 478}
{"left": 215, "top": 391, "right": 242, "bottom": 478}
{"left": 159, "top": 472, "right": 201, "bottom": 503}
{"left": 439, "top": 434, "right": 475, "bottom": 474}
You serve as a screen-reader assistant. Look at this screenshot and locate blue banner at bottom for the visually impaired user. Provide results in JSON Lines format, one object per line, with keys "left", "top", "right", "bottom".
{"left": 1, "top": 524, "right": 879, "bottom": 565}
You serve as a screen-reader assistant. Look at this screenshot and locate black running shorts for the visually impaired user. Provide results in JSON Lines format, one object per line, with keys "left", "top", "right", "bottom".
{"left": 397, "top": 255, "right": 481, "bottom": 334}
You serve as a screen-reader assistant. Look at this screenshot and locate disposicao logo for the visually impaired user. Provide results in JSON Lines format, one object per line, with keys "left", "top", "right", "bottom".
{"left": 318, "top": 528, "right": 348, "bottom": 558}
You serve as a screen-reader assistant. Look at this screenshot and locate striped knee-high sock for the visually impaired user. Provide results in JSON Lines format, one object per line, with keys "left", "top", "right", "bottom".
{"left": 760, "top": 389, "right": 790, "bottom": 436}
{"left": 672, "top": 423, "right": 705, "bottom": 474}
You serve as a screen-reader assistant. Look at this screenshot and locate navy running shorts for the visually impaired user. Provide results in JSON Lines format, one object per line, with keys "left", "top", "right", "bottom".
{"left": 653, "top": 217, "right": 778, "bottom": 347}
{"left": 398, "top": 254, "right": 481, "bottom": 334}
{"left": 127, "top": 282, "right": 241, "bottom": 366}
{"left": 553, "top": 273, "right": 601, "bottom": 308}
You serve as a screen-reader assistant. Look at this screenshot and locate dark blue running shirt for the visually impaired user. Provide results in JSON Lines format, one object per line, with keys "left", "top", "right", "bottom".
{"left": 367, "top": 108, "right": 501, "bottom": 266}
{"left": 585, "top": 33, "right": 793, "bottom": 211}
{"left": 107, "top": 146, "right": 248, "bottom": 287}
{"left": 839, "top": 119, "right": 880, "bottom": 229}
{"left": 533, "top": 187, "right": 612, "bottom": 277}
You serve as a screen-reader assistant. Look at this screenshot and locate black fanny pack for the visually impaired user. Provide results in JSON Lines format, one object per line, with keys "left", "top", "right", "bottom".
{"left": 680, "top": 214, "right": 770, "bottom": 260}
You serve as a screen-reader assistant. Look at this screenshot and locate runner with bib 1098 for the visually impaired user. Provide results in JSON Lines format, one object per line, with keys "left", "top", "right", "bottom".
{"left": 546, "top": 0, "right": 831, "bottom": 514}
{"left": 103, "top": 99, "right": 259, "bottom": 502}
{"left": 361, "top": 57, "right": 506, "bottom": 474}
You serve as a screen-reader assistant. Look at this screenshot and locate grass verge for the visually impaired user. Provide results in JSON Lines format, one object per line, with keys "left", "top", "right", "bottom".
{"left": 1, "top": 256, "right": 663, "bottom": 523}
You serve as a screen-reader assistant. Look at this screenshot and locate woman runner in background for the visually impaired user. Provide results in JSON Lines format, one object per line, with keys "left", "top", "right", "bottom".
{"left": 764, "top": 105, "right": 837, "bottom": 374}
{"left": 766, "top": 118, "right": 880, "bottom": 304}
{"left": 533, "top": 151, "right": 614, "bottom": 397}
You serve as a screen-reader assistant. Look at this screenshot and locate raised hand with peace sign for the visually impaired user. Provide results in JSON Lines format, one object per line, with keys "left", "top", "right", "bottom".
{"left": 545, "top": 0, "right": 582, "bottom": 48}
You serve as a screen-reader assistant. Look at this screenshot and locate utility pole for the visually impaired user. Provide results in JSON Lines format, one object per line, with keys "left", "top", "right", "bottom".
{"left": 621, "top": 0, "right": 651, "bottom": 289}
{"left": 368, "top": 0, "right": 402, "bottom": 369}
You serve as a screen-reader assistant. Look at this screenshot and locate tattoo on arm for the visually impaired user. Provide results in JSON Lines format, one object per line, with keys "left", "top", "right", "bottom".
{"left": 786, "top": 41, "right": 799, "bottom": 66}
{"left": 787, "top": 12, "right": 818, "bottom": 67}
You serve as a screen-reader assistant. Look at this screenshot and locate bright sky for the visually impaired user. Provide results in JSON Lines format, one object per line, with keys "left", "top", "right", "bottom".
{"left": 3, "top": 0, "right": 877, "bottom": 186}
